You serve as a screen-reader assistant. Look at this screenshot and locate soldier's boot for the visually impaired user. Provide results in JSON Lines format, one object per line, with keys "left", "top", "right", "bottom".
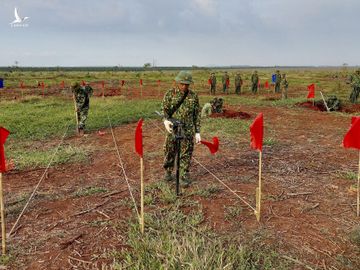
{"left": 164, "top": 170, "right": 174, "bottom": 182}
{"left": 180, "top": 173, "right": 192, "bottom": 188}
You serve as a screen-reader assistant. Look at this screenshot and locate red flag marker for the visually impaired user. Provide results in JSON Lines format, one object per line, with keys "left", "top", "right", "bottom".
{"left": 157, "top": 80, "right": 161, "bottom": 87}
{"left": 60, "top": 81, "right": 65, "bottom": 89}
{"left": 140, "top": 79, "right": 143, "bottom": 86}
{"left": 208, "top": 79, "right": 211, "bottom": 85}
{"left": 81, "top": 80, "right": 86, "bottom": 86}
{"left": 135, "top": 119, "right": 144, "bottom": 158}
{"left": 250, "top": 113, "right": 264, "bottom": 152}
{"left": 200, "top": 137, "right": 219, "bottom": 154}
{"left": 226, "top": 79, "right": 230, "bottom": 88}
{"left": 121, "top": 80, "right": 125, "bottom": 86}
{"left": 258, "top": 80, "right": 261, "bottom": 88}
{"left": 307, "top": 84, "right": 315, "bottom": 99}
{"left": 343, "top": 117, "right": 360, "bottom": 150}
{"left": 20, "top": 82, "right": 24, "bottom": 89}
{"left": 0, "top": 127, "right": 10, "bottom": 173}
{"left": 134, "top": 118, "right": 145, "bottom": 233}
{"left": 343, "top": 116, "right": 360, "bottom": 216}
{"left": 264, "top": 81, "right": 269, "bottom": 89}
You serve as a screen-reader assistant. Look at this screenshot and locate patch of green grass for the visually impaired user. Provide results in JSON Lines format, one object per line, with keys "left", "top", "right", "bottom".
{"left": 201, "top": 117, "right": 251, "bottom": 139}
{"left": 224, "top": 205, "right": 243, "bottom": 221}
{"left": 341, "top": 171, "right": 358, "bottom": 181}
{"left": 263, "top": 137, "right": 277, "bottom": 147}
{"left": 190, "top": 184, "right": 221, "bottom": 198}
{"left": 0, "top": 254, "right": 11, "bottom": 266}
{"left": 74, "top": 186, "right": 108, "bottom": 197}
{"left": 8, "top": 143, "right": 91, "bottom": 170}
{"left": 0, "top": 96, "right": 161, "bottom": 141}
{"left": 111, "top": 204, "right": 291, "bottom": 270}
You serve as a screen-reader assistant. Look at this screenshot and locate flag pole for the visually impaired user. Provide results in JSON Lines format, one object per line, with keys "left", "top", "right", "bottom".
{"left": 140, "top": 157, "right": 144, "bottom": 233}
{"left": 0, "top": 173, "right": 6, "bottom": 255}
{"left": 357, "top": 150, "right": 360, "bottom": 217}
{"left": 255, "top": 150, "right": 262, "bottom": 222}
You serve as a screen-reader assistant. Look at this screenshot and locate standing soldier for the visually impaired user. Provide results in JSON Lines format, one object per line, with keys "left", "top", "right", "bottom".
{"left": 234, "top": 72, "right": 243, "bottom": 95}
{"left": 347, "top": 69, "right": 360, "bottom": 103}
{"left": 72, "top": 82, "right": 93, "bottom": 136}
{"left": 222, "top": 71, "right": 230, "bottom": 94}
{"left": 209, "top": 72, "right": 217, "bottom": 95}
{"left": 162, "top": 71, "right": 201, "bottom": 187}
{"left": 274, "top": 70, "right": 282, "bottom": 93}
{"left": 251, "top": 70, "right": 259, "bottom": 94}
{"left": 281, "top": 73, "right": 289, "bottom": 99}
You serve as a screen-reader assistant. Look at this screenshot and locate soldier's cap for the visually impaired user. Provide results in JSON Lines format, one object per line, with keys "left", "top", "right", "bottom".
{"left": 175, "top": 71, "right": 193, "bottom": 85}
{"left": 71, "top": 82, "right": 80, "bottom": 89}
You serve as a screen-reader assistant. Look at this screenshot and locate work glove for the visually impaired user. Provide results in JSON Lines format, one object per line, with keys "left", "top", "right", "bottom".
{"left": 163, "top": 119, "right": 173, "bottom": 133}
{"left": 195, "top": 133, "right": 201, "bottom": 144}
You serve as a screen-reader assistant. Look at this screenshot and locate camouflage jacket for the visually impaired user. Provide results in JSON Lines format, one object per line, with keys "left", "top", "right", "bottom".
{"left": 349, "top": 73, "right": 360, "bottom": 87}
{"left": 73, "top": 85, "right": 93, "bottom": 109}
{"left": 281, "top": 78, "right": 289, "bottom": 88}
{"left": 275, "top": 73, "right": 282, "bottom": 84}
{"left": 162, "top": 87, "right": 201, "bottom": 137}
{"left": 235, "top": 75, "right": 243, "bottom": 86}
{"left": 251, "top": 73, "right": 259, "bottom": 84}
{"left": 210, "top": 75, "right": 217, "bottom": 86}
{"left": 222, "top": 74, "right": 230, "bottom": 84}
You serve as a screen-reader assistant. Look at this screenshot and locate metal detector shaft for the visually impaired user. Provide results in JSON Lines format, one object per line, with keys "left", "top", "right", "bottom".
{"left": 175, "top": 138, "right": 181, "bottom": 196}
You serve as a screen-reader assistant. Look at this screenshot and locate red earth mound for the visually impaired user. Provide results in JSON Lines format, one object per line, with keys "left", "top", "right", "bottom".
{"left": 210, "top": 109, "right": 251, "bottom": 119}
{"left": 296, "top": 101, "right": 327, "bottom": 111}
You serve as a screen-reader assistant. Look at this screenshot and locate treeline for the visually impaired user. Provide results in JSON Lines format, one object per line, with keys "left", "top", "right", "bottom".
{"left": 0, "top": 65, "right": 338, "bottom": 73}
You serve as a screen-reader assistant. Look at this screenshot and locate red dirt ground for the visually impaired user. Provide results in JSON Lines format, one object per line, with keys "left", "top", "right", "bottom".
{"left": 211, "top": 109, "right": 251, "bottom": 119}
{"left": 3, "top": 103, "right": 360, "bottom": 269}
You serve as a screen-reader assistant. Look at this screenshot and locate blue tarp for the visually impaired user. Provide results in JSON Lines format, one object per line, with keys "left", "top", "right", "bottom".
{"left": 0, "top": 78, "right": 3, "bottom": 88}
{"left": 271, "top": 74, "right": 276, "bottom": 83}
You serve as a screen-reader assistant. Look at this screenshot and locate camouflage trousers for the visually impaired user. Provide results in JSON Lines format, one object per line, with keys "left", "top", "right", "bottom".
{"left": 235, "top": 85, "right": 241, "bottom": 95}
{"left": 163, "top": 134, "right": 194, "bottom": 181}
{"left": 251, "top": 84, "right": 258, "bottom": 94}
{"left": 210, "top": 85, "right": 216, "bottom": 95}
{"left": 76, "top": 106, "right": 89, "bottom": 129}
{"left": 282, "top": 87, "right": 288, "bottom": 99}
{"left": 350, "top": 86, "right": 360, "bottom": 103}
{"left": 223, "top": 84, "right": 229, "bottom": 94}
{"left": 275, "top": 83, "right": 281, "bottom": 93}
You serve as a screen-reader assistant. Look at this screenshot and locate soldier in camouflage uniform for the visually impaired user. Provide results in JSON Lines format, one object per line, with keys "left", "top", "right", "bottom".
{"left": 209, "top": 72, "right": 217, "bottom": 95}
{"left": 251, "top": 70, "right": 259, "bottom": 94}
{"left": 162, "top": 71, "right": 201, "bottom": 187}
{"left": 222, "top": 71, "right": 230, "bottom": 94}
{"left": 234, "top": 72, "right": 243, "bottom": 95}
{"left": 281, "top": 73, "right": 289, "bottom": 99}
{"left": 72, "top": 82, "right": 93, "bottom": 136}
{"left": 274, "top": 70, "right": 282, "bottom": 93}
{"left": 348, "top": 69, "right": 360, "bottom": 103}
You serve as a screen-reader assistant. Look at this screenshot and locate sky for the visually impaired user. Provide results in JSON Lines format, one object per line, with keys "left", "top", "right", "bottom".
{"left": 0, "top": 0, "right": 359, "bottom": 67}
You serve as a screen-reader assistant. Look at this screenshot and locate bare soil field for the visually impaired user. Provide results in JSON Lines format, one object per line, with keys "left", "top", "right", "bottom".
{"left": 4, "top": 103, "right": 360, "bottom": 269}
